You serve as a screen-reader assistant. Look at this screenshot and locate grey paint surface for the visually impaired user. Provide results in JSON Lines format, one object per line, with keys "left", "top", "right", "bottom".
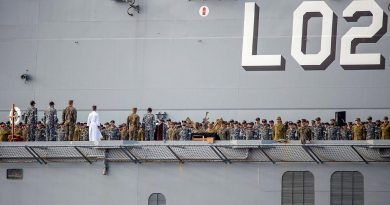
{"left": 0, "top": 0, "right": 389, "bottom": 123}
{"left": 1, "top": 141, "right": 390, "bottom": 205}
{"left": 1, "top": 162, "right": 390, "bottom": 205}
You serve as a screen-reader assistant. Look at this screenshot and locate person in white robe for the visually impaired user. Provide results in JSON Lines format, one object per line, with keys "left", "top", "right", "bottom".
{"left": 87, "top": 105, "right": 101, "bottom": 141}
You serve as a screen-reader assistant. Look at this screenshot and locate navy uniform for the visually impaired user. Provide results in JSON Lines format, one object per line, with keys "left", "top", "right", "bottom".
{"left": 108, "top": 126, "right": 120, "bottom": 140}
{"left": 173, "top": 125, "right": 182, "bottom": 141}
{"left": 253, "top": 118, "right": 261, "bottom": 139}
{"left": 142, "top": 111, "right": 155, "bottom": 141}
{"left": 326, "top": 120, "right": 340, "bottom": 140}
{"left": 259, "top": 121, "right": 272, "bottom": 140}
{"left": 57, "top": 124, "right": 65, "bottom": 141}
{"left": 81, "top": 125, "right": 89, "bottom": 141}
{"left": 241, "top": 125, "right": 255, "bottom": 140}
{"left": 229, "top": 124, "right": 241, "bottom": 140}
{"left": 313, "top": 117, "right": 325, "bottom": 140}
{"left": 298, "top": 119, "right": 312, "bottom": 144}
{"left": 43, "top": 103, "right": 58, "bottom": 141}
{"left": 286, "top": 123, "right": 298, "bottom": 140}
{"left": 179, "top": 124, "right": 192, "bottom": 141}
{"left": 217, "top": 124, "right": 230, "bottom": 140}
{"left": 25, "top": 102, "right": 38, "bottom": 141}
{"left": 62, "top": 101, "right": 77, "bottom": 141}
{"left": 35, "top": 124, "right": 46, "bottom": 141}
{"left": 365, "top": 117, "right": 376, "bottom": 140}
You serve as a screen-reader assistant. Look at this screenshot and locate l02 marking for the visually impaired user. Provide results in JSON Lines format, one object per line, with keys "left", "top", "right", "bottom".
{"left": 242, "top": 1, "right": 388, "bottom": 71}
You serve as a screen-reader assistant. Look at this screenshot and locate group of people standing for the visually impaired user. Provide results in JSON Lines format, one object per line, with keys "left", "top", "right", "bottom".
{"left": 24, "top": 100, "right": 77, "bottom": 141}
{"left": 3, "top": 100, "right": 390, "bottom": 143}
{"left": 20, "top": 100, "right": 157, "bottom": 142}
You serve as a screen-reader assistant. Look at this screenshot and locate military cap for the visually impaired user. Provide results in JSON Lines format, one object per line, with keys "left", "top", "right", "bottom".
{"left": 355, "top": 118, "right": 361, "bottom": 122}
{"left": 276, "top": 116, "right": 282, "bottom": 120}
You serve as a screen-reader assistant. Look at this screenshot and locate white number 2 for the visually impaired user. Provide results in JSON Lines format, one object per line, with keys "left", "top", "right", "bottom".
{"left": 340, "top": 0, "right": 387, "bottom": 70}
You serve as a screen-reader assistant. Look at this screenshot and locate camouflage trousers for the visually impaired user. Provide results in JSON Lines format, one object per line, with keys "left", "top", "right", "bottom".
{"left": 46, "top": 124, "right": 56, "bottom": 141}
{"left": 144, "top": 129, "right": 155, "bottom": 141}
{"left": 27, "top": 124, "right": 36, "bottom": 141}
{"left": 64, "top": 122, "right": 75, "bottom": 141}
{"left": 128, "top": 126, "right": 138, "bottom": 141}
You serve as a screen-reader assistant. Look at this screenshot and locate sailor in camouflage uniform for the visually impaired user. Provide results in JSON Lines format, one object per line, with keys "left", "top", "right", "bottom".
{"left": 326, "top": 119, "right": 340, "bottom": 140}
{"left": 81, "top": 124, "right": 89, "bottom": 141}
{"left": 253, "top": 118, "right": 261, "bottom": 139}
{"left": 56, "top": 123, "right": 65, "bottom": 141}
{"left": 375, "top": 120, "right": 382, "bottom": 140}
{"left": 107, "top": 120, "right": 120, "bottom": 140}
{"left": 259, "top": 119, "right": 271, "bottom": 140}
{"left": 286, "top": 122, "right": 298, "bottom": 140}
{"left": 25, "top": 101, "right": 38, "bottom": 141}
{"left": 381, "top": 116, "right": 390, "bottom": 140}
{"left": 272, "top": 117, "right": 286, "bottom": 141}
{"left": 142, "top": 108, "right": 156, "bottom": 141}
{"left": 166, "top": 122, "right": 176, "bottom": 141}
{"left": 241, "top": 122, "right": 255, "bottom": 140}
{"left": 127, "top": 107, "right": 140, "bottom": 141}
{"left": 352, "top": 118, "right": 365, "bottom": 140}
{"left": 35, "top": 123, "right": 46, "bottom": 141}
{"left": 62, "top": 100, "right": 77, "bottom": 141}
{"left": 365, "top": 116, "right": 376, "bottom": 140}
{"left": 298, "top": 119, "right": 312, "bottom": 144}
{"left": 229, "top": 122, "right": 241, "bottom": 140}
{"left": 217, "top": 122, "right": 230, "bottom": 140}
{"left": 312, "top": 117, "right": 325, "bottom": 140}
{"left": 179, "top": 122, "right": 192, "bottom": 141}
{"left": 43, "top": 101, "right": 58, "bottom": 141}
{"left": 339, "top": 124, "right": 351, "bottom": 140}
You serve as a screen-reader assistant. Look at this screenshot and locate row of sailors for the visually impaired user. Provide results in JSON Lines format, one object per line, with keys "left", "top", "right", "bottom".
{"left": 1, "top": 116, "right": 389, "bottom": 141}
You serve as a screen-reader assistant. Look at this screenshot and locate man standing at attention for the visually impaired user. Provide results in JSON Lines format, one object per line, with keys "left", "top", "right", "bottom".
{"left": 25, "top": 100, "right": 38, "bottom": 141}
{"left": 272, "top": 116, "right": 286, "bottom": 141}
{"left": 142, "top": 107, "right": 155, "bottom": 141}
{"left": 352, "top": 118, "right": 365, "bottom": 140}
{"left": 87, "top": 105, "right": 101, "bottom": 141}
{"left": 127, "top": 107, "right": 140, "bottom": 141}
{"left": 43, "top": 101, "right": 58, "bottom": 141}
{"left": 381, "top": 116, "right": 390, "bottom": 140}
{"left": 62, "top": 100, "right": 77, "bottom": 141}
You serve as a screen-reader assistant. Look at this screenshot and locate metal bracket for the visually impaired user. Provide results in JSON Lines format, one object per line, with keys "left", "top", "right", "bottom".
{"left": 120, "top": 146, "right": 140, "bottom": 164}
{"left": 306, "top": 146, "right": 323, "bottom": 164}
{"left": 211, "top": 146, "right": 231, "bottom": 164}
{"left": 24, "top": 146, "right": 43, "bottom": 165}
{"left": 167, "top": 146, "right": 183, "bottom": 164}
{"left": 302, "top": 145, "right": 321, "bottom": 164}
{"left": 103, "top": 149, "right": 109, "bottom": 175}
{"left": 74, "top": 147, "right": 92, "bottom": 164}
{"left": 351, "top": 146, "right": 368, "bottom": 164}
{"left": 27, "top": 146, "right": 47, "bottom": 165}
{"left": 258, "top": 146, "right": 275, "bottom": 164}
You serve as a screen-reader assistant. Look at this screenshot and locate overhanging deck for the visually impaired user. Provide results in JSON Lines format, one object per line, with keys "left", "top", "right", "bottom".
{"left": 1, "top": 140, "right": 390, "bottom": 164}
